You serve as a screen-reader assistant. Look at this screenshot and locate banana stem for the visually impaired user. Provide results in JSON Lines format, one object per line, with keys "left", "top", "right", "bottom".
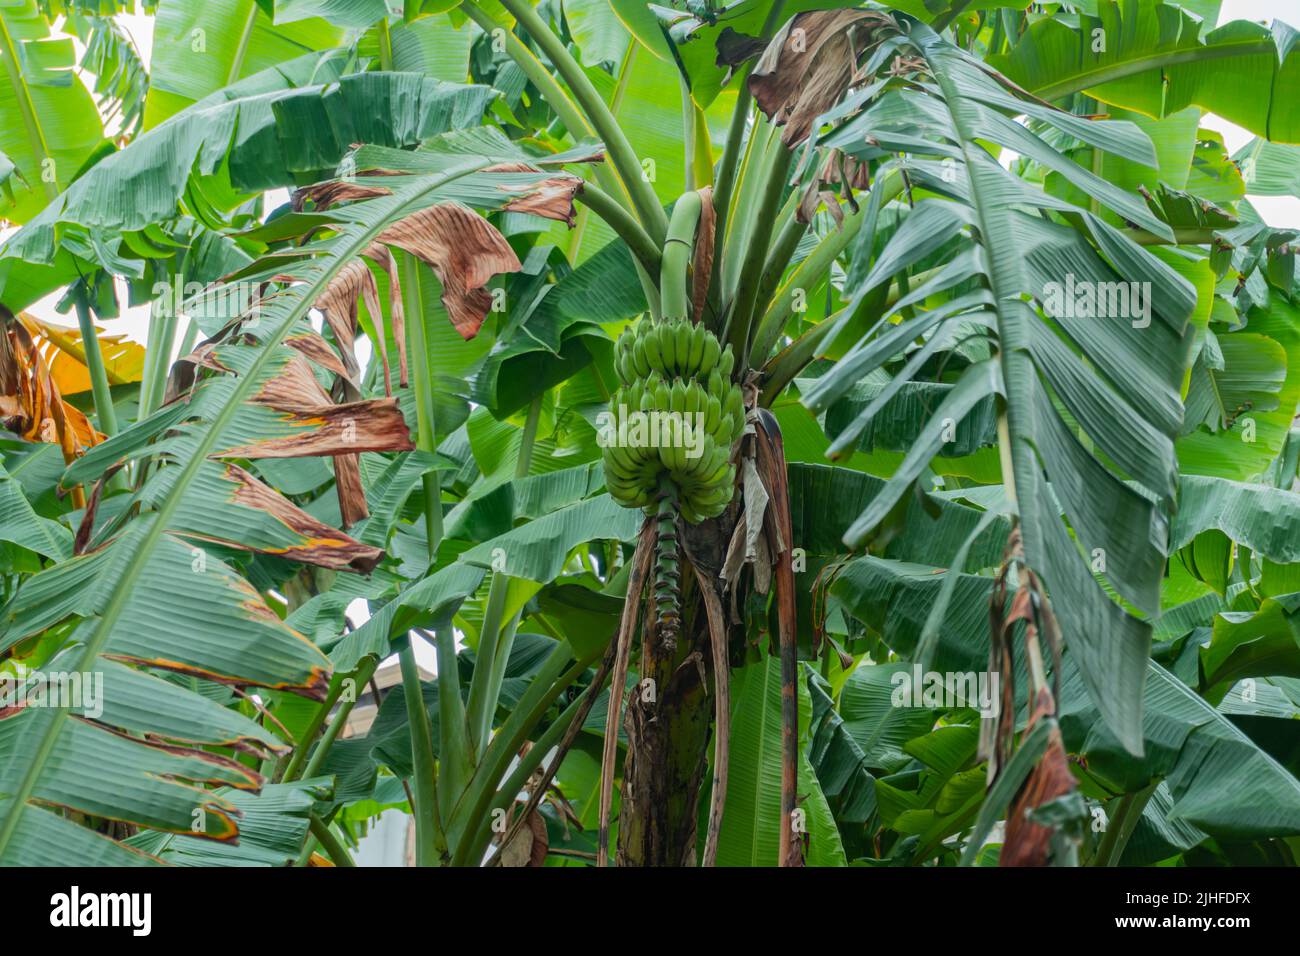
{"left": 139, "top": 302, "right": 178, "bottom": 420}
{"left": 72, "top": 287, "right": 118, "bottom": 437}
{"left": 457, "top": 665, "right": 599, "bottom": 866}
{"left": 660, "top": 192, "right": 703, "bottom": 323}
{"left": 576, "top": 184, "right": 662, "bottom": 280}
{"left": 752, "top": 193, "right": 808, "bottom": 325}
{"left": 727, "top": 144, "right": 792, "bottom": 366}
{"left": 709, "top": 0, "right": 787, "bottom": 314}
{"left": 464, "top": 395, "right": 543, "bottom": 758}
{"left": 449, "top": 644, "right": 585, "bottom": 864}
{"left": 1091, "top": 780, "right": 1158, "bottom": 867}
{"left": 400, "top": 637, "right": 441, "bottom": 866}
{"left": 301, "top": 658, "right": 381, "bottom": 784}
{"left": 458, "top": 2, "right": 632, "bottom": 214}
{"left": 399, "top": 250, "right": 468, "bottom": 832}
{"left": 750, "top": 169, "right": 906, "bottom": 367}
{"left": 680, "top": 72, "right": 696, "bottom": 193}
{"left": 309, "top": 815, "right": 357, "bottom": 867}
{"left": 177, "top": 316, "right": 198, "bottom": 357}
{"left": 492, "top": 0, "right": 668, "bottom": 242}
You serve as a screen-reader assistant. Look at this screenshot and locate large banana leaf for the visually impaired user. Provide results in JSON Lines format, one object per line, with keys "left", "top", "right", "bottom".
{"left": 1178, "top": 299, "right": 1300, "bottom": 481}
{"left": 1172, "top": 475, "right": 1300, "bottom": 561}
{"left": 0, "top": 527, "right": 331, "bottom": 691}
{"left": 0, "top": 153, "right": 535, "bottom": 862}
{"left": 143, "top": 0, "right": 342, "bottom": 127}
{"left": 793, "top": 19, "right": 1200, "bottom": 754}
{"left": 0, "top": 459, "right": 70, "bottom": 559}
{"left": 1058, "top": 654, "right": 1300, "bottom": 840}
{"left": 1236, "top": 137, "right": 1300, "bottom": 198}
{"left": 829, "top": 552, "right": 1300, "bottom": 845}
{"left": 67, "top": 11, "right": 149, "bottom": 138}
{"left": 0, "top": 0, "right": 105, "bottom": 224}
{"left": 992, "top": 0, "right": 1300, "bottom": 143}
{"left": 1, "top": 59, "right": 495, "bottom": 270}
{"left": 125, "top": 780, "right": 329, "bottom": 866}
{"left": 0, "top": 522, "right": 331, "bottom": 863}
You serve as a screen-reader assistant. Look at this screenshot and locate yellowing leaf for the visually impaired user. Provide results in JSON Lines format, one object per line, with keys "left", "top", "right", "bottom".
{"left": 17, "top": 312, "right": 146, "bottom": 395}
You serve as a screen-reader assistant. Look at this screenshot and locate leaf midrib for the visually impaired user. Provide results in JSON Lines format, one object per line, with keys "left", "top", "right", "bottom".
{"left": 1034, "top": 37, "right": 1277, "bottom": 103}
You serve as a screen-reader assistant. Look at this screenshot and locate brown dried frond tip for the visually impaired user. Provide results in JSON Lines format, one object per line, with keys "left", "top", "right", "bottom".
{"left": 749, "top": 11, "right": 897, "bottom": 147}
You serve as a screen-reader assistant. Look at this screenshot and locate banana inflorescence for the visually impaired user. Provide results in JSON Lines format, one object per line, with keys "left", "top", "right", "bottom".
{"left": 602, "top": 316, "right": 744, "bottom": 646}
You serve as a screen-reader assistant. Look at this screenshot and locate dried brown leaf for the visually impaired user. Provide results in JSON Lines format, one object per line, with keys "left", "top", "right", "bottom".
{"left": 377, "top": 202, "right": 521, "bottom": 341}
{"left": 749, "top": 11, "right": 895, "bottom": 147}
{"left": 1001, "top": 709, "right": 1076, "bottom": 868}
{"left": 1, "top": 310, "right": 101, "bottom": 505}
{"left": 224, "top": 462, "right": 384, "bottom": 572}
{"left": 215, "top": 351, "right": 414, "bottom": 459}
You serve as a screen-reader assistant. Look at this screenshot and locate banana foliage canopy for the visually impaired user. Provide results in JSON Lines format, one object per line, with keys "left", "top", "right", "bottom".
{"left": 0, "top": 0, "right": 1298, "bottom": 869}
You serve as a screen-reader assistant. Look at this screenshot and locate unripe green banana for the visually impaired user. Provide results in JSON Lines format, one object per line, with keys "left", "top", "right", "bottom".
{"left": 695, "top": 476, "right": 736, "bottom": 506}
{"left": 687, "top": 323, "right": 706, "bottom": 374}
{"left": 632, "top": 334, "right": 651, "bottom": 379}
{"left": 675, "top": 322, "right": 692, "bottom": 374}
{"left": 642, "top": 325, "right": 664, "bottom": 374}
{"left": 686, "top": 381, "right": 705, "bottom": 417}
{"left": 657, "top": 441, "right": 677, "bottom": 477}
{"left": 603, "top": 315, "right": 744, "bottom": 528}
{"left": 707, "top": 368, "right": 724, "bottom": 401}
{"left": 684, "top": 498, "right": 707, "bottom": 525}
{"left": 719, "top": 345, "right": 735, "bottom": 381}
{"left": 725, "top": 388, "right": 744, "bottom": 435}
{"left": 657, "top": 322, "right": 676, "bottom": 372}
{"left": 698, "top": 333, "right": 720, "bottom": 378}
{"left": 704, "top": 394, "right": 722, "bottom": 434}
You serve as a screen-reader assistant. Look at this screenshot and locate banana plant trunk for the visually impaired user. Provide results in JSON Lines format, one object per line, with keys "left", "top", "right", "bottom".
{"left": 617, "top": 519, "right": 732, "bottom": 866}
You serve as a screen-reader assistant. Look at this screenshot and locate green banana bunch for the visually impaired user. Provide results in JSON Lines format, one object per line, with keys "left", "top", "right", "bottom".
{"left": 603, "top": 317, "right": 744, "bottom": 523}
{"left": 613, "top": 317, "right": 735, "bottom": 390}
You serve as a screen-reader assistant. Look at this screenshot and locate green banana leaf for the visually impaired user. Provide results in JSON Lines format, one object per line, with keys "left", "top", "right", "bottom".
{"left": 713, "top": 657, "right": 846, "bottom": 867}
{"left": 807, "top": 19, "right": 1199, "bottom": 754}
{"left": 143, "top": 0, "right": 341, "bottom": 126}
{"left": 0, "top": 0, "right": 105, "bottom": 224}
{"left": 992, "top": 0, "right": 1300, "bottom": 143}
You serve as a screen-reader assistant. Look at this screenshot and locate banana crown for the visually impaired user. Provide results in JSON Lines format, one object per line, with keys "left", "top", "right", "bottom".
{"left": 603, "top": 318, "right": 745, "bottom": 523}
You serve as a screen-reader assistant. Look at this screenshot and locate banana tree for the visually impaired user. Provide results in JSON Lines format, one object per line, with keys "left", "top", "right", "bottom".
{"left": 2, "top": 0, "right": 1300, "bottom": 870}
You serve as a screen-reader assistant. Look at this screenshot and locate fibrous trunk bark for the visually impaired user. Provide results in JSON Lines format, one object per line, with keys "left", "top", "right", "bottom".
{"left": 616, "top": 520, "right": 732, "bottom": 866}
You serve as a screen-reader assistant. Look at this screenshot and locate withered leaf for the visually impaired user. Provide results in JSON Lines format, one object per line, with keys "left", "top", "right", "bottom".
{"left": 223, "top": 463, "right": 384, "bottom": 572}
{"left": 378, "top": 202, "right": 521, "bottom": 340}
{"left": 749, "top": 11, "right": 896, "bottom": 147}
{"left": 215, "top": 351, "right": 415, "bottom": 460}
{"left": 485, "top": 164, "right": 586, "bottom": 226}
{"left": 1001, "top": 713, "right": 1078, "bottom": 868}
{"left": 1, "top": 309, "right": 101, "bottom": 506}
